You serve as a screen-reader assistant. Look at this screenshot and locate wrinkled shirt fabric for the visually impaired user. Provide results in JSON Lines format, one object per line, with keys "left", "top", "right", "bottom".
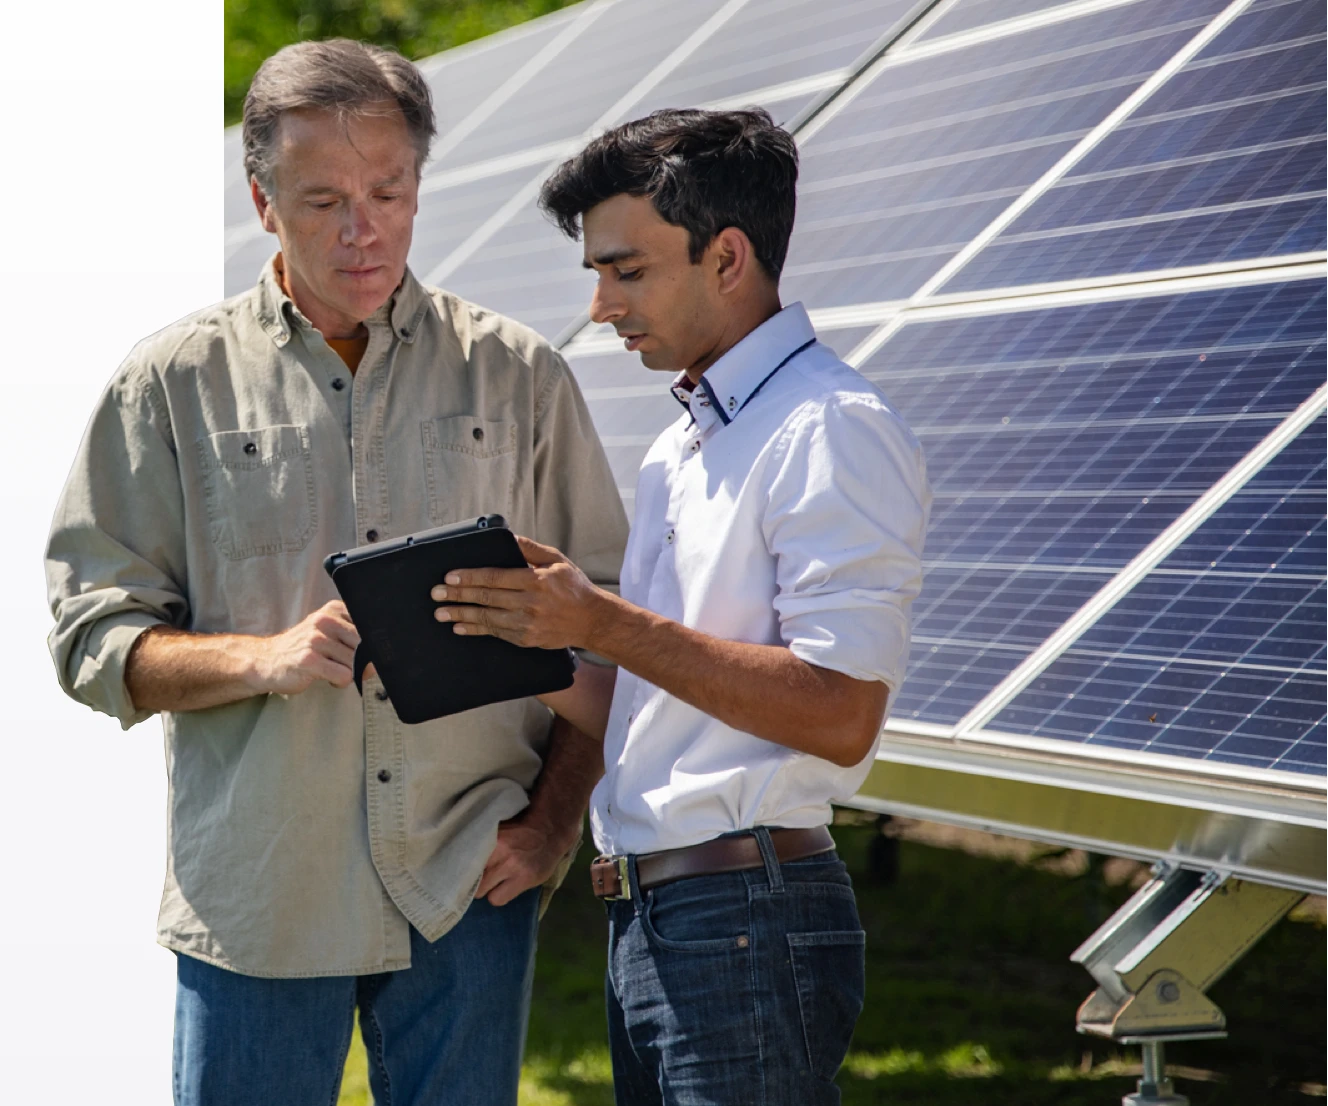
{"left": 47, "top": 257, "right": 628, "bottom": 977}
{"left": 590, "top": 303, "right": 931, "bottom": 857}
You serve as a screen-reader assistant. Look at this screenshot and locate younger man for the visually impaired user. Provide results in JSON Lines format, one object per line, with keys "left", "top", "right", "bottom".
{"left": 435, "top": 108, "right": 930, "bottom": 1105}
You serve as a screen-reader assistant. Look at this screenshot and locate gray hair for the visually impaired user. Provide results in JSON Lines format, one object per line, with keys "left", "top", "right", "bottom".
{"left": 243, "top": 39, "right": 437, "bottom": 197}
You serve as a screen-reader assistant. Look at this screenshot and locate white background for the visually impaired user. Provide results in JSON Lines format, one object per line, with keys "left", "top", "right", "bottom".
{"left": 0, "top": 2, "right": 218, "bottom": 1099}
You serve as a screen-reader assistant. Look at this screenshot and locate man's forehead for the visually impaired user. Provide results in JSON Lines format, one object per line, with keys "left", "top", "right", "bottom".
{"left": 274, "top": 105, "right": 415, "bottom": 171}
{"left": 583, "top": 194, "right": 684, "bottom": 261}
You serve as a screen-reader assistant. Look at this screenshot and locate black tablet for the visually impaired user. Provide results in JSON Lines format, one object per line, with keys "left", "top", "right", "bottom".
{"left": 324, "top": 515, "right": 576, "bottom": 723}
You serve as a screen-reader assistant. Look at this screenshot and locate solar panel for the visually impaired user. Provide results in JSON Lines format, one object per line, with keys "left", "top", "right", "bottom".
{"left": 942, "top": 0, "right": 1327, "bottom": 292}
{"left": 856, "top": 278, "right": 1326, "bottom": 745}
{"left": 780, "top": 0, "right": 1230, "bottom": 309}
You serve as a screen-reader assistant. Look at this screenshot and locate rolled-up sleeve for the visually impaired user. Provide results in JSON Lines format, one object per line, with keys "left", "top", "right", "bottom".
{"left": 46, "top": 362, "right": 190, "bottom": 728}
{"left": 763, "top": 397, "right": 930, "bottom": 691}
{"left": 531, "top": 349, "right": 629, "bottom": 592}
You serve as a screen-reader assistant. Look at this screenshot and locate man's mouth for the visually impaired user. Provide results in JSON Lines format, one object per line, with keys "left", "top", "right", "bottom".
{"left": 340, "top": 265, "right": 383, "bottom": 280}
{"left": 620, "top": 332, "right": 646, "bottom": 352}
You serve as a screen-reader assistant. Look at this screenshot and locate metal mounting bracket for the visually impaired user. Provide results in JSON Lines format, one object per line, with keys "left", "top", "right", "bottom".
{"left": 1070, "top": 863, "right": 1304, "bottom": 1105}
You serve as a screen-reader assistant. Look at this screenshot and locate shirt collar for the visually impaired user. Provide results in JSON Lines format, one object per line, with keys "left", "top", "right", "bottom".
{"left": 669, "top": 303, "right": 816, "bottom": 431}
{"left": 252, "top": 253, "right": 431, "bottom": 348}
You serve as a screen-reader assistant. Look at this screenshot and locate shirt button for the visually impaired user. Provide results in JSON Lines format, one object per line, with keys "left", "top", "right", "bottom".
{"left": 366, "top": 529, "right": 379, "bottom": 542}
{"left": 689, "top": 441, "right": 700, "bottom": 453}
{"left": 665, "top": 529, "right": 675, "bottom": 544}
{"left": 377, "top": 768, "right": 392, "bottom": 783}
{"left": 472, "top": 427, "right": 484, "bottom": 441}
{"left": 399, "top": 327, "right": 410, "bottom": 339}
{"left": 331, "top": 378, "right": 346, "bottom": 391}
{"left": 243, "top": 442, "right": 257, "bottom": 455}
{"left": 375, "top": 689, "right": 389, "bottom": 702}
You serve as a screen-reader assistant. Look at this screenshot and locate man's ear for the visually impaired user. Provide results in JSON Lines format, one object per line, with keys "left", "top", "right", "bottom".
{"left": 251, "top": 178, "right": 278, "bottom": 234}
{"left": 712, "top": 226, "right": 756, "bottom": 295}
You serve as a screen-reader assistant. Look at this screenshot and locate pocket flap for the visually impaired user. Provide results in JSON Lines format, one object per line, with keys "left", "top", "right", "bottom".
{"left": 200, "top": 425, "right": 309, "bottom": 468}
{"left": 424, "top": 415, "right": 516, "bottom": 458}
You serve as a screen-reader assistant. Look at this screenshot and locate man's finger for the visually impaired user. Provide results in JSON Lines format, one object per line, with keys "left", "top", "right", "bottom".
{"left": 315, "top": 637, "right": 357, "bottom": 670}
{"left": 442, "top": 565, "right": 534, "bottom": 591}
{"left": 436, "top": 604, "right": 522, "bottom": 628}
{"left": 307, "top": 654, "right": 354, "bottom": 688}
{"left": 515, "top": 535, "right": 568, "bottom": 566}
{"left": 431, "top": 584, "right": 525, "bottom": 608}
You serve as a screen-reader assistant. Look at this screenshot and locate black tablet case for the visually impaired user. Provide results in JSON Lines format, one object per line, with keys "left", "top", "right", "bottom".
{"left": 324, "top": 516, "right": 576, "bottom": 723}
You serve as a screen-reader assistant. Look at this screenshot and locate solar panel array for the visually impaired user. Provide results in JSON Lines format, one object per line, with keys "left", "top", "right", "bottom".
{"left": 223, "top": 0, "right": 1326, "bottom": 779}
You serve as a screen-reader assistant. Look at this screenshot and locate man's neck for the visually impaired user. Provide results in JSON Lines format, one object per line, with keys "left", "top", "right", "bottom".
{"left": 683, "top": 293, "right": 783, "bottom": 385}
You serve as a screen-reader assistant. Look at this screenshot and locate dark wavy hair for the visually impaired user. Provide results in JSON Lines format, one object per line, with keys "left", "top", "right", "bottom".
{"left": 539, "top": 108, "right": 799, "bottom": 280}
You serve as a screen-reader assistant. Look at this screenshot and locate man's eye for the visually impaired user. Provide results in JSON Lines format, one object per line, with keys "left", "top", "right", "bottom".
{"left": 376, "top": 193, "right": 401, "bottom": 203}
{"left": 618, "top": 269, "right": 641, "bottom": 282}
{"left": 309, "top": 201, "right": 336, "bottom": 211}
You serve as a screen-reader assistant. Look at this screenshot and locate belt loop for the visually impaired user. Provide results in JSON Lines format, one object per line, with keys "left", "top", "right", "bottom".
{"left": 753, "top": 827, "right": 784, "bottom": 893}
{"left": 626, "top": 853, "right": 645, "bottom": 913}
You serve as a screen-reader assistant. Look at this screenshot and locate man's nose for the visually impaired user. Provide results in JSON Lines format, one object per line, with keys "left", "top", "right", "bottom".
{"left": 341, "top": 200, "right": 377, "bottom": 248}
{"left": 589, "top": 279, "right": 625, "bottom": 326}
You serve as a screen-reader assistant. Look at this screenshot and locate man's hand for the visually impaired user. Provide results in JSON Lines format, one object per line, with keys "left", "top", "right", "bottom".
{"left": 247, "top": 600, "right": 360, "bottom": 694}
{"left": 477, "top": 810, "right": 579, "bottom": 907}
{"left": 432, "top": 536, "right": 606, "bottom": 650}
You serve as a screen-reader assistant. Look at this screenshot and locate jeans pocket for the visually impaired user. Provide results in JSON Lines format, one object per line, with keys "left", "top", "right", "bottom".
{"left": 640, "top": 881, "right": 751, "bottom": 954}
{"left": 788, "top": 929, "right": 866, "bottom": 1081}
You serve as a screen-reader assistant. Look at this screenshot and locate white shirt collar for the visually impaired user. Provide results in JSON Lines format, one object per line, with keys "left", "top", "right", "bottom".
{"left": 670, "top": 302, "right": 816, "bottom": 431}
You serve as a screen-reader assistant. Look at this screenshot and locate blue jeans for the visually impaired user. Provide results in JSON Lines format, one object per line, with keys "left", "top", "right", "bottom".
{"left": 605, "top": 828, "right": 866, "bottom": 1106}
{"left": 173, "top": 888, "right": 540, "bottom": 1106}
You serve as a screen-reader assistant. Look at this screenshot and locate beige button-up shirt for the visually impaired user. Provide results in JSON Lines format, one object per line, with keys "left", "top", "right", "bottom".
{"left": 46, "top": 258, "right": 628, "bottom": 978}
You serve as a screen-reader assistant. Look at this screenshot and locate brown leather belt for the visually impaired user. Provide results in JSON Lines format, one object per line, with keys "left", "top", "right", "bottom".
{"left": 590, "top": 826, "right": 835, "bottom": 901}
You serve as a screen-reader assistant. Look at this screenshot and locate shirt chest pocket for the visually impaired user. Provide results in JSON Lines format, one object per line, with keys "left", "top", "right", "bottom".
{"left": 195, "top": 425, "right": 317, "bottom": 560}
{"left": 421, "top": 415, "right": 518, "bottom": 525}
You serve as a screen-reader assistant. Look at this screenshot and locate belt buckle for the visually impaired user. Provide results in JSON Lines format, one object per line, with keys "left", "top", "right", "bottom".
{"left": 591, "top": 854, "right": 631, "bottom": 901}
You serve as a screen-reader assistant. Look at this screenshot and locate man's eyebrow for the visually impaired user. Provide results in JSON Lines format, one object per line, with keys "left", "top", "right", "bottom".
{"left": 583, "top": 248, "right": 642, "bottom": 270}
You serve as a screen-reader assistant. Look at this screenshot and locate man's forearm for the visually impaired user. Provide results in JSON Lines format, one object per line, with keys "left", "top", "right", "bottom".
{"left": 125, "top": 601, "right": 359, "bottom": 713}
{"left": 125, "top": 627, "right": 268, "bottom": 713}
{"left": 586, "top": 592, "right": 887, "bottom": 768}
{"left": 518, "top": 713, "right": 604, "bottom": 849}
{"left": 538, "top": 660, "right": 617, "bottom": 740}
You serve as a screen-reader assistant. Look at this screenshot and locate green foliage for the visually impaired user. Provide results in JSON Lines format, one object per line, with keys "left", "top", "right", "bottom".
{"left": 225, "top": 0, "right": 583, "bottom": 125}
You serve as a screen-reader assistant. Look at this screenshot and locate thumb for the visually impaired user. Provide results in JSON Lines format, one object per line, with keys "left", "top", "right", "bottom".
{"left": 515, "top": 535, "right": 567, "bottom": 567}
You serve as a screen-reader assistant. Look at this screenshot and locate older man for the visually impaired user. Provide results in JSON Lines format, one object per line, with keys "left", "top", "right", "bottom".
{"left": 45, "top": 39, "right": 626, "bottom": 1106}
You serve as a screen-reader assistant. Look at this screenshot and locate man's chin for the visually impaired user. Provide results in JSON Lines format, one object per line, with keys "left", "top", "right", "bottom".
{"left": 638, "top": 349, "right": 676, "bottom": 372}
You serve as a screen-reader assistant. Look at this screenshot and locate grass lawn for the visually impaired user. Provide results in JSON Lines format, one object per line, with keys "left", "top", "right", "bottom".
{"left": 337, "top": 819, "right": 1325, "bottom": 1105}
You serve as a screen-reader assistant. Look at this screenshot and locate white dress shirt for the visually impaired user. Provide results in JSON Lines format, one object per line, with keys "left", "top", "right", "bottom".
{"left": 589, "top": 303, "right": 931, "bottom": 857}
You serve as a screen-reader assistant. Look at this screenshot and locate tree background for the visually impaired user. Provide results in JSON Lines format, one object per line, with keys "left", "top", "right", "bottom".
{"left": 225, "top": 0, "right": 581, "bottom": 124}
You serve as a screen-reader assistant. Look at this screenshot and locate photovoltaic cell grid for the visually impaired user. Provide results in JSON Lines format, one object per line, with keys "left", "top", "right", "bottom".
{"left": 993, "top": 419, "right": 1325, "bottom": 773}
{"left": 779, "top": 0, "right": 1230, "bottom": 308}
{"left": 855, "top": 279, "right": 1326, "bottom": 774}
{"left": 944, "top": 0, "right": 1327, "bottom": 291}
{"left": 915, "top": 0, "right": 1073, "bottom": 41}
